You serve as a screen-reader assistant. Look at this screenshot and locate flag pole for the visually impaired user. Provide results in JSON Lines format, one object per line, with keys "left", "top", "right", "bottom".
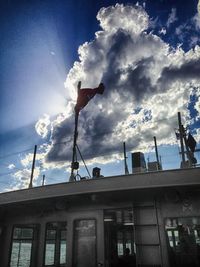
{"left": 69, "top": 82, "right": 81, "bottom": 182}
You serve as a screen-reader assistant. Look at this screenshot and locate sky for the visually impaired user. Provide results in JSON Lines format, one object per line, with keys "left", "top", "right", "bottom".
{"left": 0, "top": 0, "right": 200, "bottom": 192}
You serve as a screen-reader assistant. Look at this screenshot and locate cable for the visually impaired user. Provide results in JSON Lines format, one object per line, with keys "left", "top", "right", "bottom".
{"left": 0, "top": 171, "right": 18, "bottom": 177}
{"left": 76, "top": 145, "right": 91, "bottom": 178}
{"left": 0, "top": 148, "right": 33, "bottom": 160}
{"left": 0, "top": 162, "right": 24, "bottom": 171}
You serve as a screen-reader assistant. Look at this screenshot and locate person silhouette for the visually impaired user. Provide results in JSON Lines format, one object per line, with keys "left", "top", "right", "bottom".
{"left": 121, "top": 248, "right": 136, "bottom": 267}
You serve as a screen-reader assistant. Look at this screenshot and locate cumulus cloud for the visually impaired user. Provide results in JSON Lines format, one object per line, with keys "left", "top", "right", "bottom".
{"left": 8, "top": 164, "right": 15, "bottom": 170}
{"left": 35, "top": 114, "right": 50, "bottom": 138}
{"left": 43, "top": 4, "right": 200, "bottom": 166}
{"left": 97, "top": 4, "right": 149, "bottom": 34}
{"left": 198, "top": 0, "right": 200, "bottom": 14}
{"left": 12, "top": 167, "right": 40, "bottom": 189}
{"left": 193, "top": 13, "right": 200, "bottom": 30}
{"left": 166, "top": 8, "right": 178, "bottom": 28}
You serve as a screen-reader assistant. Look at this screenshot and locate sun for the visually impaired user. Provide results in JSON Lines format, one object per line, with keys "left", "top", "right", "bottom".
{"left": 198, "top": 0, "right": 200, "bottom": 14}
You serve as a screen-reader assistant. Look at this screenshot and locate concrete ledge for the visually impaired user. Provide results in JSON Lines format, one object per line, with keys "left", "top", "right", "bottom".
{"left": 0, "top": 167, "right": 199, "bottom": 205}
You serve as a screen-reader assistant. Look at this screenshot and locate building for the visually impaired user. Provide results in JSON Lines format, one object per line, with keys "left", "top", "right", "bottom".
{"left": 0, "top": 167, "right": 200, "bottom": 267}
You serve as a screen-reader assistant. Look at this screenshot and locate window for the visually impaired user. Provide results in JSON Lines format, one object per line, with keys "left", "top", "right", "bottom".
{"left": 73, "top": 219, "right": 96, "bottom": 267}
{"left": 165, "top": 217, "right": 200, "bottom": 266}
{"left": 10, "top": 225, "right": 37, "bottom": 267}
{"left": 104, "top": 208, "right": 136, "bottom": 267}
{"left": 44, "top": 222, "right": 67, "bottom": 266}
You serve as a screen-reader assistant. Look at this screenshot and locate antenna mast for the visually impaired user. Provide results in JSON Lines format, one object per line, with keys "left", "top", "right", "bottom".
{"left": 153, "top": 136, "right": 160, "bottom": 169}
{"left": 69, "top": 81, "right": 81, "bottom": 182}
{"left": 29, "top": 145, "right": 37, "bottom": 188}
{"left": 123, "top": 142, "right": 129, "bottom": 175}
{"left": 178, "top": 112, "right": 186, "bottom": 167}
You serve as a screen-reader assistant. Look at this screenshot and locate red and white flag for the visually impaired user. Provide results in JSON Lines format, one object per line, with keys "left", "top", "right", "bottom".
{"left": 75, "top": 83, "right": 105, "bottom": 113}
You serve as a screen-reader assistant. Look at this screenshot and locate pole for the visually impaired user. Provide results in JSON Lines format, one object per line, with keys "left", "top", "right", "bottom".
{"left": 69, "top": 81, "right": 81, "bottom": 182}
{"left": 42, "top": 174, "right": 45, "bottom": 186}
{"left": 182, "top": 126, "right": 193, "bottom": 167}
{"left": 69, "top": 111, "right": 79, "bottom": 181}
{"left": 153, "top": 136, "right": 160, "bottom": 168}
{"left": 123, "top": 142, "right": 129, "bottom": 175}
{"left": 29, "top": 145, "right": 37, "bottom": 188}
{"left": 178, "top": 112, "right": 186, "bottom": 165}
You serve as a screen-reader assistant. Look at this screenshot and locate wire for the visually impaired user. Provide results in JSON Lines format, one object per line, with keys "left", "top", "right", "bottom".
{"left": 0, "top": 148, "right": 33, "bottom": 160}
{"left": 76, "top": 144, "right": 91, "bottom": 178}
{"left": 0, "top": 171, "right": 18, "bottom": 177}
{"left": 0, "top": 162, "right": 24, "bottom": 171}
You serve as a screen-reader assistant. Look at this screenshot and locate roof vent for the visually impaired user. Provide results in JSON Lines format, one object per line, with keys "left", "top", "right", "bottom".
{"left": 132, "top": 152, "right": 146, "bottom": 173}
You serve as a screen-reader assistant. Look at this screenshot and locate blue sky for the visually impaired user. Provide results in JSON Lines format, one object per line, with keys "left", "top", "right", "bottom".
{"left": 0, "top": 0, "right": 200, "bottom": 192}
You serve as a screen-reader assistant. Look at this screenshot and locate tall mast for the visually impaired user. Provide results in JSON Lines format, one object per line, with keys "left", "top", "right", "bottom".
{"left": 29, "top": 145, "right": 37, "bottom": 188}
{"left": 153, "top": 136, "right": 160, "bottom": 168}
{"left": 69, "top": 81, "right": 81, "bottom": 182}
{"left": 123, "top": 142, "right": 129, "bottom": 175}
{"left": 178, "top": 112, "right": 186, "bottom": 165}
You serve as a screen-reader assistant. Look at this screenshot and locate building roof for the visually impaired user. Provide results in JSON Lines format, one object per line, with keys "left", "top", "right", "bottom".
{"left": 0, "top": 167, "right": 200, "bottom": 207}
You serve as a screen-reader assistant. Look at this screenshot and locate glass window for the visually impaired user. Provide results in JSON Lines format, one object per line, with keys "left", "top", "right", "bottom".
{"left": 60, "top": 230, "right": 67, "bottom": 264}
{"left": 165, "top": 217, "right": 200, "bottom": 266}
{"left": 73, "top": 219, "right": 96, "bottom": 267}
{"left": 45, "top": 229, "right": 56, "bottom": 266}
{"left": 10, "top": 226, "right": 36, "bottom": 267}
{"left": 104, "top": 208, "right": 136, "bottom": 267}
{"left": 44, "top": 222, "right": 67, "bottom": 266}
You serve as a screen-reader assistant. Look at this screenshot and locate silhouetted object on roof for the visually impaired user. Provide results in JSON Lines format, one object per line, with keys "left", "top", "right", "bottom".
{"left": 123, "top": 142, "right": 129, "bottom": 175}
{"left": 132, "top": 152, "right": 146, "bottom": 173}
{"left": 92, "top": 167, "right": 102, "bottom": 178}
{"left": 186, "top": 133, "right": 196, "bottom": 153}
{"left": 75, "top": 82, "right": 105, "bottom": 113}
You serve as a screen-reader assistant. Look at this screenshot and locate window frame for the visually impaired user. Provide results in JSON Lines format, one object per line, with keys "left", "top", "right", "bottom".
{"left": 9, "top": 224, "right": 39, "bottom": 267}
{"left": 104, "top": 207, "right": 135, "bottom": 264}
{"left": 43, "top": 222, "right": 67, "bottom": 267}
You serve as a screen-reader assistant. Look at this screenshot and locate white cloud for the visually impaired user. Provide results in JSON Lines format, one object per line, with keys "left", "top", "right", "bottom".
{"left": 193, "top": 13, "right": 200, "bottom": 30}
{"left": 198, "top": 0, "right": 200, "bottom": 14}
{"left": 11, "top": 167, "right": 41, "bottom": 189}
{"left": 35, "top": 114, "right": 51, "bottom": 138}
{"left": 97, "top": 4, "right": 149, "bottom": 35}
{"left": 189, "top": 36, "right": 199, "bottom": 47}
{"left": 8, "top": 164, "right": 15, "bottom": 170}
{"left": 159, "top": 28, "right": 166, "bottom": 35}
{"left": 34, "top": 4, "right": 200, "bottom": 169}
{"left": 166, "top": 8, "right": 178, "bottom": 28}
{"left": 21, "top": 153, "right": 33, "bottom": 167}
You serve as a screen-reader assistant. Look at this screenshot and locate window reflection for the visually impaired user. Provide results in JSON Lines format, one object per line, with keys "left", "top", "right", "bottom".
{"left": 44, "top": 222, "right": 67, "bottom": 266}
{"left": 73, "top": 220, "right": 96, "bottom": 267}
{"left": 10, "top": 226, "right": 36, "bottom": 267}
{"left": 104, "top": 208, "right": 136, "bottom": 267}
{"left": 165, "top": 217, "right": 200, "bottom": 267}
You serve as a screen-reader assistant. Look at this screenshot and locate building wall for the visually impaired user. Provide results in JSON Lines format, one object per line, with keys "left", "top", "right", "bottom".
{"left": 1, "top": 187, "right": 200, "bottom": 267}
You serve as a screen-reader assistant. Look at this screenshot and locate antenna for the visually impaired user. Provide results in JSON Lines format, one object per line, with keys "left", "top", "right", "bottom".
{"left": 178, "top": 112, "right": 186, "bottom": 166}
{"left": 42, "top": 174, "right": 45, "bottom": 186}
{"left": 29, "top": 145, "right": 37, "bottom": 188}
{"left": 123, "top": 142, "right": 129, "bottom": 175}
{"left": 153, "top": 136, "right": 159, "bottom": 167}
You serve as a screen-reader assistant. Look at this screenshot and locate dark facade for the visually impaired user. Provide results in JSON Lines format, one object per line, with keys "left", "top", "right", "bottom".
{"left": 0, "top": 167, "right": 200, "bottom": 267}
